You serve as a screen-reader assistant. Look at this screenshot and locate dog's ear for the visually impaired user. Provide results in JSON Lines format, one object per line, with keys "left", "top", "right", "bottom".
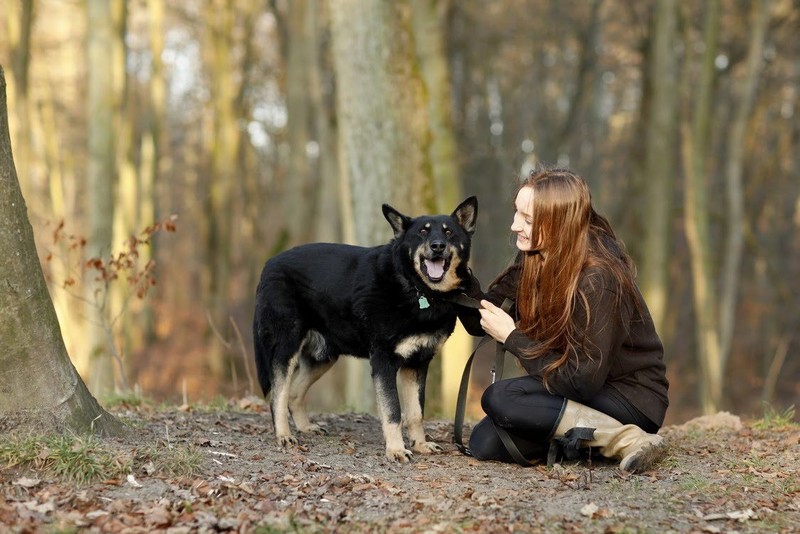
{"left": 452, "top": 196, "right": 478, "bottom": 236}
{"left": 382, "top": 204, "right": 410, "bottom": 237}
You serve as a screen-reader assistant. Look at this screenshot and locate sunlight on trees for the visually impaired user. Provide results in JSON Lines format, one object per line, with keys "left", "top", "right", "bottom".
{"left": 0, "top": 0, "right": 797, "bottom": 423}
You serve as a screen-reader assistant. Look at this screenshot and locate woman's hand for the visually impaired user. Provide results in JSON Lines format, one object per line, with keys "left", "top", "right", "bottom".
{"left": 479, "top": 299, "right": 516, "bottom": 343}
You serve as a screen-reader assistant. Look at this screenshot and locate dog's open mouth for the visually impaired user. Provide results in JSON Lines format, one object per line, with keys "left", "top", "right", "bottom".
{"left": 421, "top": 257, "right": 449, "bottom": 282}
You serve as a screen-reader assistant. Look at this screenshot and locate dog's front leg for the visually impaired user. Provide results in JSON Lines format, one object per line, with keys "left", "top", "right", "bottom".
{"left": 371, "top": 357, "right": 412, "bottom": 462}
{"left": 398, "top": 366, "right": 444, "bottom": 455}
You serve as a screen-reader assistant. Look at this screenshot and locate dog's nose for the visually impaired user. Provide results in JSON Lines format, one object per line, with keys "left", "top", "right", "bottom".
{"left": 430, "top": 240, "right": 446, "bottom": 253}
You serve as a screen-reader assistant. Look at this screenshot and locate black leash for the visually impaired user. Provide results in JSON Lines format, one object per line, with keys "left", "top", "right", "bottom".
{"left": 450, "top": 295, "right": 535, "bottom": 466}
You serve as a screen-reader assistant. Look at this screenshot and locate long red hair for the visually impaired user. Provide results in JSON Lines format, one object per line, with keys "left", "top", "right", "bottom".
{"left": 510, "top": 168, "right": 638, "bottom": 387}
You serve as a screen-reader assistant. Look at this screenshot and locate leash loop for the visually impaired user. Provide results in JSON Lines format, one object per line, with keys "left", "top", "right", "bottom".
{"left": 452, "top": 297, "right": 519, "bottom": 460}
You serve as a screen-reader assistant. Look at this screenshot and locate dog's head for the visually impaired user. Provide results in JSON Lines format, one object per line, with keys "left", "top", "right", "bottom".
{"left": 382, "top": 197, "right": 478, "bottom": 293}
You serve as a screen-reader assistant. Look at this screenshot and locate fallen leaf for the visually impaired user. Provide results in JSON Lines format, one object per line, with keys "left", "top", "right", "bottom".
{"left": 581, "top": 502, "right": 599, "bottom": 518}
{"left": 13, "top": 477, "right": 41, "bottom": 488}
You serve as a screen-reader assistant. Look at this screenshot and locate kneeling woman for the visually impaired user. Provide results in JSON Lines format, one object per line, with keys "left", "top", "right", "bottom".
{"left": 459, "top": 167, "right": 669, "bottom": 473}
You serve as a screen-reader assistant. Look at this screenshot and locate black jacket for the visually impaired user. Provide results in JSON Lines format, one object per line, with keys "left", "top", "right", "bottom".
{"left": 459, "top": 263, "right": 669, "bottom": 427}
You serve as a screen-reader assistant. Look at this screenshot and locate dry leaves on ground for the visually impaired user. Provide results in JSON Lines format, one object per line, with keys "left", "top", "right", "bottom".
{"left": 1, "top": 401, "right": 798, "bottom": 533}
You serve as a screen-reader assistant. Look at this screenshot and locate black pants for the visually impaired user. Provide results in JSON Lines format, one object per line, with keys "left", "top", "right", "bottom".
{"left": 468, "top": 375, "right": 659, "bottom": 463}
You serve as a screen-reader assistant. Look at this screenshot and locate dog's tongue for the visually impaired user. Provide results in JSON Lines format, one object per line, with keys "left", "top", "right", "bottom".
{"left": 425, "top": 258, "right": 445, "bottom": 279}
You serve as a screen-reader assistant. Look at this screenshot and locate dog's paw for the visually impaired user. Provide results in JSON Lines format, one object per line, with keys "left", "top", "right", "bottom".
{"left": 412, "top": 441, "right": 444, "bottom": 454}
{"left": 276, "top": 434, "right": 299, "bottom": 448}
{"left": 298, "top": 423, "right": 328, "bottom": 435}
{"left": 386, "top": 447, "right": 414, "bottom": 463}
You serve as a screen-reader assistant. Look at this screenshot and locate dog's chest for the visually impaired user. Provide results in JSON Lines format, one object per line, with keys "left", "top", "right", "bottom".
{"left": 393, "top": 332, "right": 449, "bottom": 359}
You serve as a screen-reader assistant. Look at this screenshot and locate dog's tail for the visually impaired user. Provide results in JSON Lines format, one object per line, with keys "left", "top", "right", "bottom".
{"left": 253, "top": 319, "right": 272, "bottom": 397}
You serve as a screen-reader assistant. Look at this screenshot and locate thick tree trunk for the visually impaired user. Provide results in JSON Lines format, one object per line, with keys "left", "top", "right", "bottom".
{"left": 411, "top": 0, "right": 460, "bottom": 214}
{"left": 330, "top": 0, "right": 435, "bottom": 412}
{"left": 410, "top": 0, "right": 466, "bottom": 416}
{"left": 0, "top": 67, "right": 122, "bottom": 437}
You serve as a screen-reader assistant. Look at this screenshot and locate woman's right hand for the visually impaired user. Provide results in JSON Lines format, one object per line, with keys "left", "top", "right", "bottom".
{"left": 478, "top": 299, "right": 516, "bottom": 344}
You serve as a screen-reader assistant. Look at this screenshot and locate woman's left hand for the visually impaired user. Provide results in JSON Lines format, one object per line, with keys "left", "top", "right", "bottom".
{"left": 479, "top": 300, "right": 516, "bottom": 343}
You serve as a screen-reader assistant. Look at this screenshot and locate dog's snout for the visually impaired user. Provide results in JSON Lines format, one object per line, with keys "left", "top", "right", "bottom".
{"left": 430, "top": 240, "right": 446, "bottom": 254}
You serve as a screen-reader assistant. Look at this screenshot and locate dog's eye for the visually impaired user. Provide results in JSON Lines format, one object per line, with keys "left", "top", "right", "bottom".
{"left": 419, "top": 228, "right": 429, "bottom": 236}
{"left": 444, "top": 229, "right": 453, "bottom": 238}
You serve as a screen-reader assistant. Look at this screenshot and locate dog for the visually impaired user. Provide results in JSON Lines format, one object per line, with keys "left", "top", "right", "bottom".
{"left": 252, "top": 197, "right": 478, "bottom": 461}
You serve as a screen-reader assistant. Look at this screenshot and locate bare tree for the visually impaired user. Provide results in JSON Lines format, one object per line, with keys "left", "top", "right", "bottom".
{"left": 204, "top": 0, "right": 241, "bottom": 377}
{"left": 682, "top": 0, "right": 721, "bottom": 415}
{"left": 0, "top": 67, "right": 122, "bottom": 436}
{"left": 85, "top": 0, "right": 118, "bottom": 396}
{"left": 682, "top": 0, "right": 772, "bottom": 414}
{"left": 638, "top": 0, "right": 678, "bottom": 335}
{"left": 719, "top": 0, "right": 771, "bottom": 370}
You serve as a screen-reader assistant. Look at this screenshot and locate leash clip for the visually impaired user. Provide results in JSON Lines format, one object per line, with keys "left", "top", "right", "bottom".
{"left": 490, "top": 366, "right": 496, "bottom": 384}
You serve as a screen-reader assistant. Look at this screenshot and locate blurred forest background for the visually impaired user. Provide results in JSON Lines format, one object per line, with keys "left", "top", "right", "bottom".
{"left": 1, "top": 0, "right": 797, "bottom": 426}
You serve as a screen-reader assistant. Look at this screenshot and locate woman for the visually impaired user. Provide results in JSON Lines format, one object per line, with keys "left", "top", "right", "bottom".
{"left": 459, "top": 167, "right": 669, "bottom": 473}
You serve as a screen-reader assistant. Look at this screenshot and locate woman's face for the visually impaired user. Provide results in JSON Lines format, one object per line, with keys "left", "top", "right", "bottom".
{"left": 511, "top": 186, "right": 536, "bottom": 252}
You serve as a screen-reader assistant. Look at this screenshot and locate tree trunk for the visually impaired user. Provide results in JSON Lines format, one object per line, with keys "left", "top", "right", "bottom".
{"left": 330, "top": 0, "right": 435, "bottom": 412}
{"left": 204, "top": 0, "right": 240, "bottom": 378}
{"left": 719, "top": 0, "right": 771, "bottom": 370}
{"left": 330, "top": 0, "right": 435, "bottom": 238}
{"left": 639, "top": 0, "right": 678, "bottom": 335}
{"left": 283, "top": 0, "right": 317, "bottom": 247}
{"left": 109, "top": 0, "right": 137, "bottom": 390}
{"left": 86, "top": 0, "right": 118, "bottom": 397}
{"left": 5, "top": 0, "right": 35, "bottom": 206}
{"left": 681, "top": 0, "right": 721, "bottom": 414}
{"left": 0, "top": 67, "right": 122, "bottom": 437}
{"left": 309, "top": 2, "right": 341, "bottom": 244}
{"left": 410, "top": 0, "right": 466, "bottom": 416}
{"left": 411, "top": 0, "right": 460, "bottom": 214}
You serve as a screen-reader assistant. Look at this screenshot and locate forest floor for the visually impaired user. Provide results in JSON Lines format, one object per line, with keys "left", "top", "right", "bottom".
{"left": 1, "top": 398, "right": 798, "bottom": 533}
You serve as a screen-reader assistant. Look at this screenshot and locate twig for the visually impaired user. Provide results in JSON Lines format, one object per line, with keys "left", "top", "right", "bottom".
{"left": 762, "top": 333, "right": 790, "bottom": 404}
{"left": 206, "top": 310, "right": 233, "bottom": 350}
{"left": 230, "top": 317, "right": 255, "bottom": 395}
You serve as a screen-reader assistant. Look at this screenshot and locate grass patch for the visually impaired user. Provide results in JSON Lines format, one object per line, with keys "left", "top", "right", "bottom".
{"left": 139, "top": 443, "right": 203, "bottom": 477}
{"left": 101, "top": 391, "right": 151, "bottom": 410}
{"left": 753, "top": 405, "right": 797, "bottom": 430}
{"left": 0, "top": 433, "right": 202, "bottom": 483}
{"left": 679, "top": 473, "right": 712, "bottom": 493}
{"left": 0, "top": 435, "right": 132, "bottom": 484}
{"left": 196, "top": 395, "right": 237, "bottom": 412}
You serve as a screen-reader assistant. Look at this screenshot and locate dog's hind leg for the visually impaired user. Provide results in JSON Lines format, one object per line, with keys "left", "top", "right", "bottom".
{"left": 398, "top": 366, "right": 444, "bottom": 455}
{"left": 288, "top": 330, "right": 337, "bottom": 434}
{"left": 271, "top": 349, "right": 301, "bottom": 447}
{"left": 289, "top": 356, "right": 335, "bottom": 434}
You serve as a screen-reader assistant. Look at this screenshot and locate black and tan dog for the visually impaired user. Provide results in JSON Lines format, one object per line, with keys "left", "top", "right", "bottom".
{"left": 252, "top": 197, "right": 477, "bottom": 461}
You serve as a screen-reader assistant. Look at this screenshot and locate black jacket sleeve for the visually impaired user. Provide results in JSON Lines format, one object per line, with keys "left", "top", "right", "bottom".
{"left": 456, "top": 264, "right": 521, "bottom": 336}
{"left": 504, "top": 269, "right": 631, "bottom": 402}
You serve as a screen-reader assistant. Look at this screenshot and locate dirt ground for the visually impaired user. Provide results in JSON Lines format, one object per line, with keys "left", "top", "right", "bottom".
{"left": 1, "top": 398, "right": 799, "bottom": 533}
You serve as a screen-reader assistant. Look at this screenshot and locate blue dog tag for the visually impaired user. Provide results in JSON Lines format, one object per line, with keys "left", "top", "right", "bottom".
{"left": 418, "top": 296, "right": 430, "bottom": 309}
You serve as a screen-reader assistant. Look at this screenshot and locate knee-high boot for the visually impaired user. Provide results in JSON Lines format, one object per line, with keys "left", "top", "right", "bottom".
{"left": 552, "top": 400, "right": 667, "bottom": 473}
